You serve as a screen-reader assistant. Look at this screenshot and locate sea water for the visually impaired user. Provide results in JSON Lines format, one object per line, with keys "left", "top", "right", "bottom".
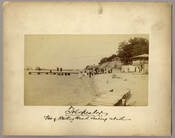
{"left": 24, "top": 71, "right": 96, "bottom": 106}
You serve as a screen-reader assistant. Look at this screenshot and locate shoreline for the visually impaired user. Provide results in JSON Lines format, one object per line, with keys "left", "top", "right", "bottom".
{"left": 24, "top": 71, "right": 148, "bottom": 106}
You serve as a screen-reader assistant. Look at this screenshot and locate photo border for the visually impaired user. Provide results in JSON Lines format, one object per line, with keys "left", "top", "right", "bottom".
{"left": 0, "top": 0, "right": 174, "bottom": 137}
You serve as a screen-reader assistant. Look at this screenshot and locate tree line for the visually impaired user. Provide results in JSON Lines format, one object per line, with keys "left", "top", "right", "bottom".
{"left": 99, "top": 37, "right": 149, "bottom": 65}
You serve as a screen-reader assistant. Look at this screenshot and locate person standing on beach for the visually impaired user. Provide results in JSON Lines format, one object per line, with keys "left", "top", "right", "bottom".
{"left": 89, "top": 71, "right": 92, "bottom": 78}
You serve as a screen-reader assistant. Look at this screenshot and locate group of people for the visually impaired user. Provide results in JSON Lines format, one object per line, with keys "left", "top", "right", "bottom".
{"left": 78, "top": 71, "right": 94, "bottom": 78}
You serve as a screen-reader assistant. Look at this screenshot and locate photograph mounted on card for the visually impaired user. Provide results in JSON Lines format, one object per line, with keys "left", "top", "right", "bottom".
{"left": 3, "top": 2, "right": 171, "bottom": 136}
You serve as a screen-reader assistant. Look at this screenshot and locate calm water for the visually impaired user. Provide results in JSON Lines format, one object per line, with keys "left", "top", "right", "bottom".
{"left": 24, "top": 72, "right": 96, "bottom": 106}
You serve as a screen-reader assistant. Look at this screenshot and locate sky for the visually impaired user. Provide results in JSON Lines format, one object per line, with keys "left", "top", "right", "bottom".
{"left": 25, "top": 34, "right": 149, "bottom": 69}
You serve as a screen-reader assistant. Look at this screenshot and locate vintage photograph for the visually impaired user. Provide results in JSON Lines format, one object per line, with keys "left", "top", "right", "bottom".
{"left": 3, "top": 1, "right": 171, "bottom": 136}
{"left": 24, "top": 34, "right": 149, "bottom": 106}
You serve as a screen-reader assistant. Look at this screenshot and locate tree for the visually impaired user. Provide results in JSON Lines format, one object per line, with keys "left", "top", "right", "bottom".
{"left": 117, "top": 37, "right": 149, "bottom": 64}
{"left": 107, "top": 54, "right": 117, "bottom": 62}
{"left": 99, "top": 57, "right": 108, "bottom": 65}
{"left": 98, "top": 54, "right": 118, "bottom": 65}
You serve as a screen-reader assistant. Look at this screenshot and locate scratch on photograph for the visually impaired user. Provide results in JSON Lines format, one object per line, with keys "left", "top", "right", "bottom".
{"left": 24, "top": 34, "right": 149, "bottom": 106}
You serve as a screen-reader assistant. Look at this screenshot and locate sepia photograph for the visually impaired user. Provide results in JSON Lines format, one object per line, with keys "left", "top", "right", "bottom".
{"left": 24, "top": 34, "right": 149, "bottom": 106}
{"left": 3, "top": 1, "right": 171, "bottom": 136}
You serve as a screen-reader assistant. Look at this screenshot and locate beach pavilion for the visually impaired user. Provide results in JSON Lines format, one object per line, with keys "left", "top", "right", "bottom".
{"left": 131, "top": 54, "right": 149, "bottom": 73}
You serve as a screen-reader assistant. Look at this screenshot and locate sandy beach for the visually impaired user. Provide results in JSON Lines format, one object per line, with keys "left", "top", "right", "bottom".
{"left": 92, "top": 72, "right": 148, "bottom": 106}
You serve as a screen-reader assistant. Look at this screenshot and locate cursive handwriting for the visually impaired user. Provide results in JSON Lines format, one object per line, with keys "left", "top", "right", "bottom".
{"left": 44, "top": 106, "right": 131, "bottom": 123}
{"left": 65, "top": 106, "right": 108, "bottom": 117}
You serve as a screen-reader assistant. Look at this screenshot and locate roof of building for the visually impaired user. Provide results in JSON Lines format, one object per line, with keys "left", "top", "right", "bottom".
{"left": 131, "top": 54, "right": 149, "bottom": 59}
{"left": 85, "top": 65, "right": 98, "bottom": 70}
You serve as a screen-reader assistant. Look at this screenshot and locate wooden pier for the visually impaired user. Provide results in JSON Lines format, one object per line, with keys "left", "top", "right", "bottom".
{"left": 28, "top": 71, "right": 79, "bottom": 76}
